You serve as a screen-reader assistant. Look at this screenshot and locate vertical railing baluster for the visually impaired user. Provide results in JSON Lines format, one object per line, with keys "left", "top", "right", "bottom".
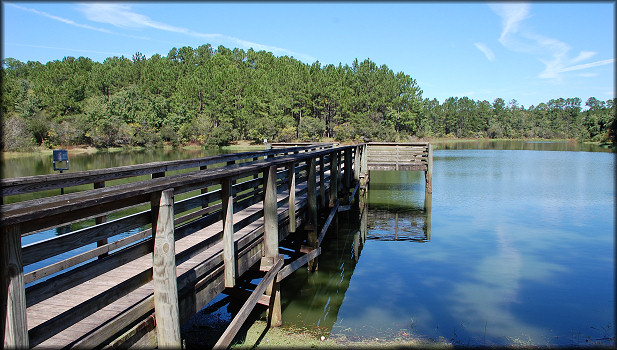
{"left": 94, "top": 181, "right": 108, "bottom": 259}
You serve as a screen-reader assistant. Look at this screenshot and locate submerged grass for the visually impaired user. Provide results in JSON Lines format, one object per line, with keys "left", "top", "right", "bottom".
{"left": 231, "top": 321, "right": 452, "bottom": 349}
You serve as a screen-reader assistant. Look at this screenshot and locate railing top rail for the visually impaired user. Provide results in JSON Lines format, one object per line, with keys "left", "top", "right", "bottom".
{"left": 0, "top": 144, "right": 333, "bottom": 197}
{"left": 367, "top": 142, "right": 429, "bottom": 147}
{"left": 0, "top": 144, "right": 360, "bottom": 230}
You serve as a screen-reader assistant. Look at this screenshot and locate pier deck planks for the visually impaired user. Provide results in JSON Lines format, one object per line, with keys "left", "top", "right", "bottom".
{"left": 26, "top": 177, "right": 318, "bottom": 348}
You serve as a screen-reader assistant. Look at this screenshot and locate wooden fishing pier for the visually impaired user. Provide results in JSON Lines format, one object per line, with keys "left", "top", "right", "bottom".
{"left": 1, "top": 142, "right": 432, "bottom": 349}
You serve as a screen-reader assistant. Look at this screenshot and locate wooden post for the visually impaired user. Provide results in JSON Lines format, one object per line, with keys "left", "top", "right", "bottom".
{"left": 329, "top": 151, "right": 339, "bottom": 208}
{"left": 344, "top": 148, "right": 352, "bottom": 203}
{"left": 200, "top": 165, "right": 209, "bottom": 217}
{"left": 423, "top": 192, "right": 432, "bottom": 241}
{"left": 319, "top": 155, "right": 326, "bottom": 209}
{"left": 360, "top": 144, "right": 368, "bottom": 194}
{"left": 152, "top": 189, "right": 181, "bottom": 348}
{"left": 287, "top": 162, "right": 296, "bottom": 233}
{"left": 262, "top": 165, "right": 281, "bottom": 326}
{"left": 360, "top": 197, "right": 368, "bottom": 243}
{"left": 425, "top": 143, "right": 433, "bottom": 194}
{"left": 222, "top": 177, "right": 236, "bottom": 288}
{"left": 1, "top": 225, "right": 29, "bottom": 348}
{"left": 361, "top": 144, "right": 368, "bottom": 177}
{"left": 307, "top": 158, "right": 318, "bottom": 271}
{"left": 94, "top": 181, "right": 108, "bottom": 259}
{"left": 354, "top": 145, "right": 361, "bottom": 182}
{"left": 263, "top": 165, "right": 279, "bottom": 259}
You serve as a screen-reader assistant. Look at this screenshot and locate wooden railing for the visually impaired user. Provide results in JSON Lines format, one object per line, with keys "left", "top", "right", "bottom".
{"left": 0, "top": 143, "right": 335, "bottom": 203}
{"left": 0, "top": 144, "right": 366, "bottom": 348}
{"left": 366, "top": 142, "right": 433, "bottom": 193}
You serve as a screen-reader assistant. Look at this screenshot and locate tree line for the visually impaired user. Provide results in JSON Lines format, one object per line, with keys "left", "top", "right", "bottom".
{"left": 2, "top": 44, "right": 615, "bottom": 151}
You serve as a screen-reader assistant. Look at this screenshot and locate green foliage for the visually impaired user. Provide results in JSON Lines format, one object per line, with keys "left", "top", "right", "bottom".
{"left": 2, "top": 47, "right": 614, "bottom": 151}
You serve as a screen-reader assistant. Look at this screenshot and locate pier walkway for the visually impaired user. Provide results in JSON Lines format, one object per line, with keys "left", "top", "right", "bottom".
{"left": 1, "top": 142, "right": 431, "bottom": 349}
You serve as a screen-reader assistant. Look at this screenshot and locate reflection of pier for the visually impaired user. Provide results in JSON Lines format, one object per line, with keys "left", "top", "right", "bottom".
{"left": 366, "top": 194, "right": 432, "bottom": 242}
{"left": 272, "top": 203, "right": 367, "bottom": 332}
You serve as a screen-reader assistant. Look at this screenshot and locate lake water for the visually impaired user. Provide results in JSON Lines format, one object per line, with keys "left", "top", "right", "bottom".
{"left": 3, "top": 141, "right": 614, "bottom": 346}
{"left": 274, "top": 141, "right": 615, "bottom": 346}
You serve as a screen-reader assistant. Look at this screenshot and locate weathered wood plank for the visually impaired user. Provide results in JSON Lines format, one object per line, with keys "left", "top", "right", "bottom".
{"left": 276, "top": 247, "right": 321, "bottom": 282}
{"left": 1, "top": 224, "right": 29, "bottom": 348}
{"left": 152, "top": 189, "right": 181, "bottom": 348}
{"left": 6, "top": 145, "right": 350, "bottom": 348}
{"left": 0, "top": 144, "right": 330, "bottom": 198}
{"left": 318, "top": 201, "right": 339, "bottom": 246}
{"left": 24, "top": 228, "right": 151, "bottom": 285}
{"left": 287, "top": 162, "right": 296, "bottom": 233}
{"left": 22, "top": 210, "right": 151, "bottom": 267}
{"left": 213, "top": 258, "right": 283, "bottom": 349}
{"left": 221, "top": 178, "right": 236, "bottom": 288}
{"left": 263, "top": 166, "right": 278, "bottom": 259}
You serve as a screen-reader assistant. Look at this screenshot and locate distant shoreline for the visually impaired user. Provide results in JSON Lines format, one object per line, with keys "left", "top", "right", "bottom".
{"left": 1, "top": 138, "right": 612, "bottom": 160}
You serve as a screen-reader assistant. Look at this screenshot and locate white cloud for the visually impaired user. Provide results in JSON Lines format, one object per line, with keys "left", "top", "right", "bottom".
{"left": 489, "top": 3, "right": 531, "bottom": 44}
{"left": 7, "top": 3, "right": 152, "bottom": 41}
{"left": 474, "top": 42, "right": 495, "bottom": 62}
{"left": 76, "top": 3, "right": 316, "bottom": 62}
{"left": 489, "top": 3, "right": 614, "bottom": 81}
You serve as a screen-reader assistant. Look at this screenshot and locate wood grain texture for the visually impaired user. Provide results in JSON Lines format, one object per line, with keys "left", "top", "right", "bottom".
{"left": 221, "top": 178, "right": 236, "bottom": 288}
{"left": 2, "top": 224, "right": 29, "bottom": 348}
{"left": 152, "top": 189, "right": 181, "bottom": 348}
{"left": 213, "top": 258, "right": 283, "bottom": 349}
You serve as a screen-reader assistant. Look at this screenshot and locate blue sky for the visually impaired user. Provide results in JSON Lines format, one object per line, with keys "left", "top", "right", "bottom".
{"left": 2, "top": 1, "right": 615, "bottom": 108}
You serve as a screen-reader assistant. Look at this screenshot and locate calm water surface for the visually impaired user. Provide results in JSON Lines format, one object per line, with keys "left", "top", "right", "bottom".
{"left": 3, "top": 142, "right": 614, "bottom": 346}
{"left": 277, "top": 142, "right": 615, "bottom": 346}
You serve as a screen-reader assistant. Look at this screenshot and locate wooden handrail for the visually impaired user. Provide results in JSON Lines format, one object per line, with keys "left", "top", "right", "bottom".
{"left": 0, "top": 143, "right": 361, "bottom": 348}
{"left": 0, "top": 145, "right": 356, "bottom": 231}
{"left": 0, "top": 144, "right": 334, "bottom": 198}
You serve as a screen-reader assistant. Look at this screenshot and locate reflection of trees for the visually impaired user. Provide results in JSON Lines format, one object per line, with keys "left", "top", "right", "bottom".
{"left": 367, "top": 193, "right": 431, "bottom": 242}
{"left": 276, "top": 204, "right": 367, "bottom": 331}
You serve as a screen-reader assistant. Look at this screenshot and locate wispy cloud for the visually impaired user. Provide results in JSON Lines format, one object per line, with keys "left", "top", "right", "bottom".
{"left": 77, "top": 3, "right": 316, "bottom": 62}
{"left": 474, "top": 42, "right": 495, "bottom": 62}
{"left": 489, "top": 3, "right": 531, "bottom": 45}
{"left": 6, "top": 3, "right": 153, "bottom": 41}
{"left": 489, "top": 3, "right": 614, "bottom": 80}
{"left": 5, "top": 42, "right": 128, "bottom": 57}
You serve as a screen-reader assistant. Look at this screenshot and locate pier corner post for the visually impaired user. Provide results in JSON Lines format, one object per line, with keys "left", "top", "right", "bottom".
{"left": 360, "top": 144, "right": 368, "bottom": 194}
{"left": 152, "top": 189, "right": 181, "bottom": 348}
{"left": 425, "top": 143, "right": 433, "bottom": 194}
{"left": 1, "top": 224, "right": 29, "bottom": 349}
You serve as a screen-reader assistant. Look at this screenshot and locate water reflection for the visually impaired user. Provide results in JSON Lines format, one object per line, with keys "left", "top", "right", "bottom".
{"left": 367, "top": 193, "right": 432, "bottom": 242}
{"left": 278, "top": 205, "right": 367, "bottom": 330}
